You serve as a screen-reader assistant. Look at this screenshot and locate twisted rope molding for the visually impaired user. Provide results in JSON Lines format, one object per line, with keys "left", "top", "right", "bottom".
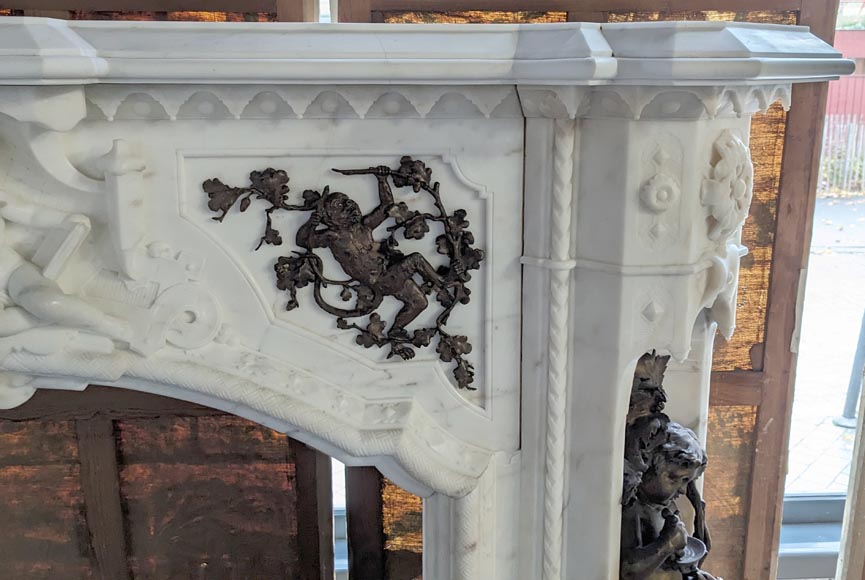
{"left": 542, "top": 119, "right": 576, "bottom": 580}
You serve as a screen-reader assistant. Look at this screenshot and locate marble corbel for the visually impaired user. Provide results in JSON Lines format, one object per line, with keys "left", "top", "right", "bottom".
{"left": 518, "top": 83, "right": 770, "bottom": 580}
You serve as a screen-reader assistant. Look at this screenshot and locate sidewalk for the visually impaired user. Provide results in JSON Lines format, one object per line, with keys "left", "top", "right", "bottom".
{"left": 786, "top": 195, "right": 865, "bottom": 494}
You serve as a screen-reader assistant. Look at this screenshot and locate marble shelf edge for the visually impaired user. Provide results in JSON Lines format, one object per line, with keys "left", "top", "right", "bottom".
{"left": 0, "top": 17, "right": 853, "bottom": 86}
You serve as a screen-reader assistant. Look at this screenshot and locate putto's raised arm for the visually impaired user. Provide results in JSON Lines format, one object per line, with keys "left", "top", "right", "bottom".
{"left": 362, "top": 166, "right": 396, "bottom": 229}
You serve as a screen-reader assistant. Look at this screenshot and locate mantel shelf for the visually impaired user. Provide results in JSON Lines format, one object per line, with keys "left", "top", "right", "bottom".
{"left": 0, "top": 17, "right": 853, "bottom": 85}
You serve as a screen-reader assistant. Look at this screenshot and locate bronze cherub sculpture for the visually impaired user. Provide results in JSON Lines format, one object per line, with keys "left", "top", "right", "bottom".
{"left": 621, "top": 352, "right": 715, "bottom": 580}
{"left": 203, "top": 156, "right": 484, "bottom": 390}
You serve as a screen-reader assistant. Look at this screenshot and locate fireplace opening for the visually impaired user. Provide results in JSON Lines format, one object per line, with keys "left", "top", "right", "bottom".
{"left": 0, "top": 386, "right": 424, "bottom": 580}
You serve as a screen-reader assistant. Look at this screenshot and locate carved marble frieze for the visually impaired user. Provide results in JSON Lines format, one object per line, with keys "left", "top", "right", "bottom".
{"left": 83, "top": 85, "right": 523, "bottom": 122}
{"left": 518, "top": 84, "right": 793, "bottom": 120}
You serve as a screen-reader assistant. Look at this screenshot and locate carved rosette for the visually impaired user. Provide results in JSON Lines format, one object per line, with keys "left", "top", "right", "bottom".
{"left": 640, "top": 174, "right": 680, "bottom": 214}
{"left": 701, "top": 129, "right": 754, "bottom": 242}
{"left": 638, "top": 139, "right": 683, "bottom": 246}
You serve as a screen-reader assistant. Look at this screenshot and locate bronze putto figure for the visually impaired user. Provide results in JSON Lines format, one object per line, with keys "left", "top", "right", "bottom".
{"left": 621, "top": 352, "right": 716, "bottom": 580}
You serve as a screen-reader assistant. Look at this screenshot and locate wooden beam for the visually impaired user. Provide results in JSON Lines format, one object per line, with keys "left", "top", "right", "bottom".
{"left": 76, "top": 417, "right": 130, "bottom": 580}
{"left": 0, "top": 386, "right": 225, "bottom": 422}
{"left": 345, "top": 466, "right": 386, "bottom": 579}
{"left": 365, "top": 0, "right": 800, "bottom": 15}
{"left": 743, "top": 2, "right": 838, "bottom": 579}
{"left": 2, "top": 0, "right": 275, "bottom": 12}
{"left": 710, "top": 371, "right": 765, "bottom": 407}
{"left": 566, "top": 11, "right": 605, "bottom": 22}
{"left": 337, "top": 0, "right": 371, "bottom": 22}
{"left": 295, "top": 442, "right": 335, "bottom": 580}
{"left": 275, "top": 0, "right": 308, "bottom": 21}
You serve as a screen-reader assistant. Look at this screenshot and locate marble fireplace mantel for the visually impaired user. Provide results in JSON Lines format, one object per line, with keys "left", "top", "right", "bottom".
{"left": 0, "top": 17, "right": 853, "bottom": 580}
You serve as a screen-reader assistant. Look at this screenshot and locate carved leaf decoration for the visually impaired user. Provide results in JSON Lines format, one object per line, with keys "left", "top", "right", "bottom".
{"left": 388, "top": 202, "right": 413, "bottom": 223}
{"left": 261, "top": 221, "right": 283, "bottom": 248}
{"left": 453, "top": 362, "right": 475, "bottom": 390}
{"left": 462, "top": 247, "right": 485, "bottom": 272}
{"left": 367, "top": 313, "right": 386, "bottom": 340}
{"left": 392, "top": 157, "right": 433, "bottom": 192}
{"left": 353, "top": 313, "right": 388, "bottom": 350}
{"left": 436, "top": 287, "right": 455, "bottom": 309}
{"left": 411, "top": 328, "right": 436, "bottom": 348}
{"left": 204, "top": 178, "right": 244, "bottom": 221}
{"left": 302, "top": 189, "right": 322, "bottom": 205}
{"left": 435, "top": 235, "right": 451, "bottom": 255}
{"left": 446, "top": 209, "right": 469, "bottom": 233}
{"left": 436, "top": 334, "right": 472, "bottom": 362}
{"left": 274, "top": 255, "right": 318, "bottom": 309}
{"left": 454, "top": 285, "right": 471, "bottom": 306}
{"left": 403, "top": 215, "right": 430, "bottom": 240}
{"left": 356, "top": 332, "right": 378, "bottom": 348}
{"left": 250, "top": 168, "right": 290, "bottom": 206}
{"left": 356, "top": 286, "right": 376, "bottom": 311}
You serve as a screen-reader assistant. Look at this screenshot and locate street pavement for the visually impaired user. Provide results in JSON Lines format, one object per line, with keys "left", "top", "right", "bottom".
{"left": 787, "top": 195, "right": 865, "bottom": 494}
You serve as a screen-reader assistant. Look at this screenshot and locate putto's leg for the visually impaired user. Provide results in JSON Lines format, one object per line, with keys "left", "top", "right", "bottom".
{"left": 391, "top": 282, "right": 428, "bottom": 334}
{"left": 403, "top": 252, "right": 443, "bottom": 287}
{"left": 8, "top": 262, "right": 132, "bottom": 343}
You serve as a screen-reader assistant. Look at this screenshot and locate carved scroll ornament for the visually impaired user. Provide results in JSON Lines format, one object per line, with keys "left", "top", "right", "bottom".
{"left": 204, "top": 157, "right": 484, "bottom": 390}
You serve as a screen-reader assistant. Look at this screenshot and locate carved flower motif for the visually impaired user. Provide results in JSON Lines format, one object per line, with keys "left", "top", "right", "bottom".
{"left": 701, "top": 130, "right": 754, "bottom": 241}
{"left": 639, "top": 174, "right": 680, "bottom": 214}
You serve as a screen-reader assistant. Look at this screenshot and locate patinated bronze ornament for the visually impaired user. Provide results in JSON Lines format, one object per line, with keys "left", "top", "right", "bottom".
{"left": 203, "top": 157, "right": 484, "bottom": 390}
{"left": 621, "top": 352, "right": 716, "bottom": 580}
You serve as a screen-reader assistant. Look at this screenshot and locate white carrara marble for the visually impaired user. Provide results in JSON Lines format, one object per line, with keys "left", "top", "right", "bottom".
{"left": 0, "top": 17, "right": 853, "bottom": 580}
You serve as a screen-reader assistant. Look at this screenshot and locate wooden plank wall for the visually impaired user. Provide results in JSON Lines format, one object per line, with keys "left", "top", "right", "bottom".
{"left": 344, "top": 466, "right": 424, "bottom": 580}
{"left": 0, "top": 0, "right": 315, "bottom": 21}
{"left": 0, "top": 386, "right": 334, "bottom": 580}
